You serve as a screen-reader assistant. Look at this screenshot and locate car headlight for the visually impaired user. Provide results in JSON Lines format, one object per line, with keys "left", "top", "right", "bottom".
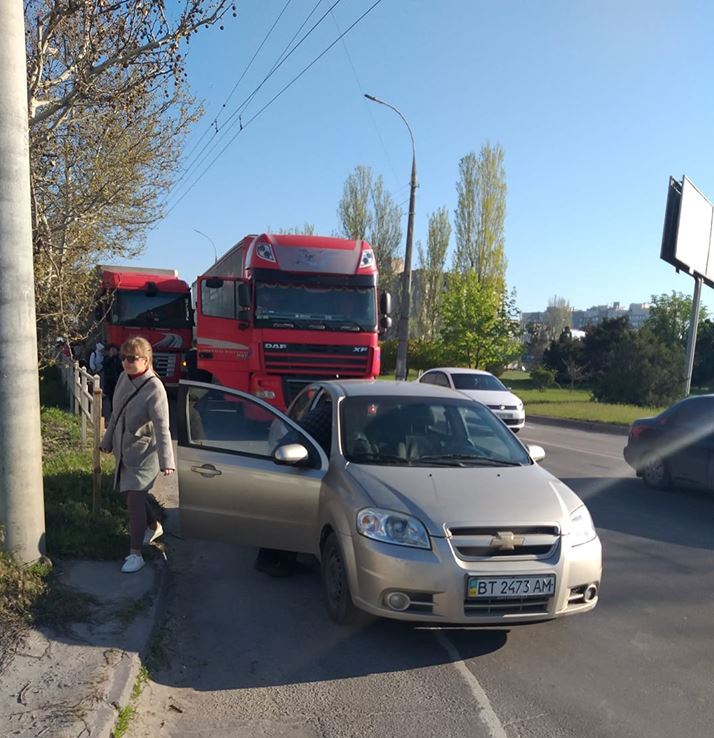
{"left": 569, "top": 506, "right": 597, "bottom": 546}
{"left": 356, "top": 508, "right": 431, "bottom": 549}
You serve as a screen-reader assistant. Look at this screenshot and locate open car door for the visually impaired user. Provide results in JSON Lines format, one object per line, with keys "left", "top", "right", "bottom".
{"left": 176, "top": 380, "right": 328, "bottom": 554}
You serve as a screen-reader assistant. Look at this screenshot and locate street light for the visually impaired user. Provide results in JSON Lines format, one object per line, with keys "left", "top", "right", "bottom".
{"left": 193, "top": 228, "right": 218, "bottom": 264}
{"left": 364, "top": 93, "right": 416, "bottom": 381}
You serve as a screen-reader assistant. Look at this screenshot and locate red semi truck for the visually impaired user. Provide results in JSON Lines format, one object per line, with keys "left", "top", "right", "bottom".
{"left": 97, "top": 265, "right": 193, "bottom": 388}
{"left": 193, "top": 233, "right": 391, "bottom": 410}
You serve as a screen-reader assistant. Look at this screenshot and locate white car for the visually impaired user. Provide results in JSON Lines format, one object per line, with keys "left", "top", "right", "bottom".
{"left": 418, "top": 367, "right": 525, "bottom": 432}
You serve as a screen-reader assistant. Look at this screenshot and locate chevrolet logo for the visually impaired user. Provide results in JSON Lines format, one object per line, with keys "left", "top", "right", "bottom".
{"left": 489, "top": 531, "right": 526, "bottom": 550}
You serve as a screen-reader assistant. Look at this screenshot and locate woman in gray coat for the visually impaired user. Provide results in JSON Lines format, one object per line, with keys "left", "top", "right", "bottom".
{"left": 100, "top": 336, "right": 174, "bottom": 573}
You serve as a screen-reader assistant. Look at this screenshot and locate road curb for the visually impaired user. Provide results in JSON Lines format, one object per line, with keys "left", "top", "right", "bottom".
{"left": 527, "top": 414, "right": 629, "bottom": 437}
{"left": 90, "top": 555, "right": 172, "bottom": 738}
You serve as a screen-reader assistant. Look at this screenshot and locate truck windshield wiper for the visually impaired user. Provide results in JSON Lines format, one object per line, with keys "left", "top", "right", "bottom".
{"left": 327, "top": 318, "right": 363, "bottom": 332}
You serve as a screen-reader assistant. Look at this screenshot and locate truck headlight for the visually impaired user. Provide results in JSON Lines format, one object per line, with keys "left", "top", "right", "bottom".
{"left": 357, "top": 508, "right": 431, "bottom": 549}
{"left": 569, "top": 506, "right": 597, "bottom": 546}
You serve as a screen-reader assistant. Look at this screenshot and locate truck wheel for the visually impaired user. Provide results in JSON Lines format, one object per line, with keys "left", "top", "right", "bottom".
{"left": 321, "top": 533, "right": 369, "bottom": 626}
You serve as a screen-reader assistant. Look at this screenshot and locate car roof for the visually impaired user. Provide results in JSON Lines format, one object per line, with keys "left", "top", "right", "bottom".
{"left": 317, "top": 379, "right": 461, "bottom": 400}
{"left": 423, "top": 367, "right": 493, "bottom": 376}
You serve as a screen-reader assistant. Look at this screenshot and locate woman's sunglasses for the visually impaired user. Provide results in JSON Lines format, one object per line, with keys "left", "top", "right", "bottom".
{"left": 120, "top": 354, "right": 144, "bottom": 362}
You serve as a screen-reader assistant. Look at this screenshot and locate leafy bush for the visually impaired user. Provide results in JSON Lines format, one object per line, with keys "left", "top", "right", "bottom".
{"left": 530, "top": 366, "right": 556, "bottom": 390}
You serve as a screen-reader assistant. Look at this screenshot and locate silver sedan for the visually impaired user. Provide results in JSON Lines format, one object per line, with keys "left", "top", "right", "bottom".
{"left": 177, "top": 380, "right": 602, "bottom": 625}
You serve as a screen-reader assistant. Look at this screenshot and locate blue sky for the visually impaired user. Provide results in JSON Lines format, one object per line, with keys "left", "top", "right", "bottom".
{"left": 137, "top": 0, "right": 714, "bottom": 314}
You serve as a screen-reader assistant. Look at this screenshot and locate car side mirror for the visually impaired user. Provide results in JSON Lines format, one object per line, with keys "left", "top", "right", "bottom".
{"left": 273, "top": 443, "right": 309, "bottom": 466}
{"left": 528, "top": 444, "right": 546, "bottom": 462}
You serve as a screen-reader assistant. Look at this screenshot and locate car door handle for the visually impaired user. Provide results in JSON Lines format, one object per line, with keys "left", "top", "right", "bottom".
{"left": 190, "top": 464, "right": 222, "bottom": 478}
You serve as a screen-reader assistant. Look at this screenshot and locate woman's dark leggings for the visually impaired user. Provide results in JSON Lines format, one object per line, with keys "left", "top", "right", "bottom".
{"left": 125, "top": 491, "right": 157, "bottom": 551}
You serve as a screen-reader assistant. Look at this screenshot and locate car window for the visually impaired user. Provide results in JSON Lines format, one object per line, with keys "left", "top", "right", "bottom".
{"left": 452, "top": 373, "right": 506, "bottom": 391}
{"left": 428, "top": 372, "right": 450, "bottom": 387}
{"left": 288, "top": 385, "right": 319, "bottom": 424}
{"left": 186, "top": 385, "right": 305, "bottom": 458}
{"left": 673, "top": 397, "right": 714, "bottom": 432}
{"left": 341, "top": 396, "right": 530, "bottom": 466}
{"left": 419, "top": 372, "right": 436, "bottom": 384}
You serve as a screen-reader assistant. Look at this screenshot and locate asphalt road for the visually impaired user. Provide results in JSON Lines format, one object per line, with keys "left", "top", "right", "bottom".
{"left": 128, "top": 421, "right": 714, "bottom": 738}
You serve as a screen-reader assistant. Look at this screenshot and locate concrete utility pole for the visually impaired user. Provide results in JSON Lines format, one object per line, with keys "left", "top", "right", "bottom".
{"left": 364, "top": 94, "right": 417, "bottom": 381}
{"left": 0, "top": 2, "right": 46, "bottom": 562}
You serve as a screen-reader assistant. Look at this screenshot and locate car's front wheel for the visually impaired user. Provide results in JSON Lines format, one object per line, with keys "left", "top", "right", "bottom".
{"left": 321, "top": 533, "right": 368, "bottom": 626}
{"left": 642, "top": 457, "right": 671, "bottom": 490}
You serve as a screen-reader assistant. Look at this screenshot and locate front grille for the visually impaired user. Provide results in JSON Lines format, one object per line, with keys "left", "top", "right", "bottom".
{"left": 488, "top": 404, "right": 518, "bottom": 411}
{"left": 464, "top": 596, "right": 551, "bottom": 617}
{"left": 447, "top": 525, "right": 559, "bottom": 561}
{"left": 263, "top": 343, "right": 370, "bottom": 376}
{"left": 152, "top": 352, "right": 177, "bottom": 378}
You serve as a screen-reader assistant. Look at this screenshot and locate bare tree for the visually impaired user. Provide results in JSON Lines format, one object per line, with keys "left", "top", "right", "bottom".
{"left": 25, "top": 0, "right": 233, "bottom": 356}
{"left": 452, "top": 144, "right": 507, "bottom": 289}
{"left": 276, "top": 223, "right": 317, "bottom": 235}
{"left": 417, "top": 207, "right": 450, "bottom": 340}
{"left": 544, "top": 295, "right": 573, "bottom": 340}
{"left": 368, "top": 175, "right": 402, "bottom": 292}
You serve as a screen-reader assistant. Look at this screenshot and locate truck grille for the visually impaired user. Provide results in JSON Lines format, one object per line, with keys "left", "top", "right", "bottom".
{"left": 152, "top": 352, "right": 177, "bottom": 378}
{"left": 263, "top": 343, "right": 370, "bottom": 376}
{"left": 447, "top": 525, "right": 559, "bottom": 561}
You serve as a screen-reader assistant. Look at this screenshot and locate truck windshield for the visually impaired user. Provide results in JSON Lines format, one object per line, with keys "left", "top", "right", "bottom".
{"left": 111, "top": 290, "right": 192, "bottom": 328}
{"left": 255, "top": 282, "right": 376, "bottom": 331}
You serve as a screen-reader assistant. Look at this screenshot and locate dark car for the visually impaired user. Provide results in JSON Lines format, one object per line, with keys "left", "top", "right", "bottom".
{"left": 623, "top": 395, "right": 714, "bottom": 490}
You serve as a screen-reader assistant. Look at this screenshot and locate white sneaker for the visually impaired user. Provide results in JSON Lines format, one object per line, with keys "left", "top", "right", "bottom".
{"left": 121, "top": 554, "right": 145, "bottom": 573}
{"left": 143, "top": 521, "right": 164, "bottom": 546}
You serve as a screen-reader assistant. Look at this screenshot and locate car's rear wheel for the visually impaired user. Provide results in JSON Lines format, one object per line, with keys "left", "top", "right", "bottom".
{"left": 642, "top": 457, "right": 671, "bottom": 490}
{"left": 321, "top": 533, "right": 368, "bottom": 626}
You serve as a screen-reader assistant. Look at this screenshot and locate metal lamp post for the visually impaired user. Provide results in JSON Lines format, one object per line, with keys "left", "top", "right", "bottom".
{"left": 364, "top": 94, "right": 416, "bottom": 381}
{"left": 193, "top": 228, "right": 218, "bottom": 264}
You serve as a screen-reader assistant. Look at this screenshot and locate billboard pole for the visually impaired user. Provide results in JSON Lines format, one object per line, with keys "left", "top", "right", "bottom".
{"left": 0, "top": 2, "right": 46, "bottom": 562}
{"left": 683, "top": 275, "right": 702, "bottom": 397}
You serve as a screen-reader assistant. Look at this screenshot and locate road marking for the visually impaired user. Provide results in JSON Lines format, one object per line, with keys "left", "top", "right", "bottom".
{"left": 520, "top": 437, "right": 624, "bottom": 461}
{"left": 434, "top": 631, "right": 508, "bottom": 738}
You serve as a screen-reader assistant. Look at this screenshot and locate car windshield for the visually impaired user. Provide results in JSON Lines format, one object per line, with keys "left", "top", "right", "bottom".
{"left": 452, "top": 373, "right": 507, "bottom": 391}
{"left": 340, "top": 396, "right": 531, "bottom": 466}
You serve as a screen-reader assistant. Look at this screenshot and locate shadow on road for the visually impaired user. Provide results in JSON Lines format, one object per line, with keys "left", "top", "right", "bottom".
{"left": 563, "top": 475, "right": 714, "bottom": 551}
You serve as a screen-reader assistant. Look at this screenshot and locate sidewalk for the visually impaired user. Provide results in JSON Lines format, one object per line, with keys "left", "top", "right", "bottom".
{"left": 0, "top": 474, "right": 175, "bottom": 738}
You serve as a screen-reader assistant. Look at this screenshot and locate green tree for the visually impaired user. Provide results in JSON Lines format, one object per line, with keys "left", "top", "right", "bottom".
{"left": 590, "top": 328, "right": 684, "bottom": 407}
{"left": 452, "top": 144, "right": 507, "bottom": 288}
{"left": 417, "top": 207, "right": 450, "bottom": 340}
{"left": 581, "top": 317, "right": 631, "bottom": 386}
{"left": 440, "top": 272, "right": 520, "bottom": 368}
{"left": 644, "top": 291, "right": 708, "bottom": 347}
{"left": 543, "top": 328, "right": 585, "bottom": 387}
{"left": 523, "top": 321, "right": 550, "bottom": 368}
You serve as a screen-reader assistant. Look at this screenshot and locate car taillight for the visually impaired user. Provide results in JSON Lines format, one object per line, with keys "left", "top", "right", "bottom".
{"left": 630, "top": 426, "right": 645, "bottom": 439}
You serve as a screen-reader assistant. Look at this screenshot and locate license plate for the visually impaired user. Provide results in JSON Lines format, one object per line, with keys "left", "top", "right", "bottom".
{"left": 466, "top": 575, "right": 555, "bottom": 599}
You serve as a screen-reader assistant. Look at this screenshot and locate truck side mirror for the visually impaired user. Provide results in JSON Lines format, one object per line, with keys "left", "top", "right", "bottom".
{"left": 379, "top": 316, "right": 393, "bottom": 336}
{"left": 237, "top": 282, "right": 250, "bottom": 308}
{"left": 380, "top": 291, "right": 392, "bottom": 316}
{"left": 237, "top": 308, "right": 251, "bottom": 328}
{"left": 145, "top": 281, "right": 158, "bottom": 297}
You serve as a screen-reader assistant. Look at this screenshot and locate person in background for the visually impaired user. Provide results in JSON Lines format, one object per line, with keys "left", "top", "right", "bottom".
{"left": 99, "top": 336, "right": 174, "bottom": 573}
{"left": 101, "top": 344, "right": 122, "bottom": 419}
{"left": 89, "top": 341, "right": 105, "bottom": 375}
{"left": 54, "top": 337, "right": 72, "bottom": 363}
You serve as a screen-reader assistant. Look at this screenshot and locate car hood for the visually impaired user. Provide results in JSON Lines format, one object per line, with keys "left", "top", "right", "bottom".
{"left": 455, "top": 389, "right": 522, "bottom": 407}
{"left": 345, "top": 463, "right": 583, "bottom": 537}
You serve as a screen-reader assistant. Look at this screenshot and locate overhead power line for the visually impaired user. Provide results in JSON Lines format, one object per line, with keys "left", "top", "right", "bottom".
{"left": 170, "top": 0, "right": 342, "bottom": 204}
{"left": 165, "top": 0, "right": 385, "bottom": 216}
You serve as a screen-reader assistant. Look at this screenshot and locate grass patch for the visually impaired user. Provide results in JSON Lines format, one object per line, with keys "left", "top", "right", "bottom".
{"left": 0, "top": 396, "right": 128, "bottom": 647}
{"left": 112, "top": 704, "right": 135, "bottom": 738}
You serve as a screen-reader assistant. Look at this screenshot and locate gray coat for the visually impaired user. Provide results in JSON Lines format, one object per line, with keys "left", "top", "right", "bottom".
{"left": 100, "top": 369, "right": 174, "bottom": 492}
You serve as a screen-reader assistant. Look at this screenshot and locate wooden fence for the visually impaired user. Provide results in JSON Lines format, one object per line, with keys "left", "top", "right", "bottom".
{"left": 60, "top": 361, "right": 105, "bottom": 512}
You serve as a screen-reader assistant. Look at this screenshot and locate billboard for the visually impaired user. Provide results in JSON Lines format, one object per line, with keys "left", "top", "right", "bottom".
{"left": 661, "top": 176, "right": 714, "bottom": 288}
